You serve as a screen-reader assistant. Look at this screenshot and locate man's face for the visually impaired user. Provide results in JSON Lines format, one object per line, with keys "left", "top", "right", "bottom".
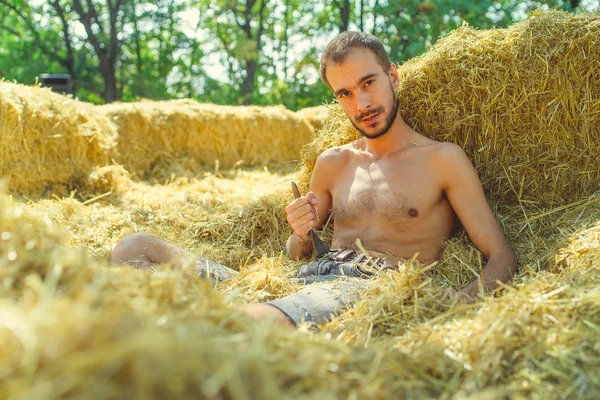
{"left": 326, "top": 48, "right": 400, "bottom": 139}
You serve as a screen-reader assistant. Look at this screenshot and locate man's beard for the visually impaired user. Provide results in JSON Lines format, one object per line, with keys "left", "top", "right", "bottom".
{"left": 351, "top": 88, "right": 399, "bottom": 140}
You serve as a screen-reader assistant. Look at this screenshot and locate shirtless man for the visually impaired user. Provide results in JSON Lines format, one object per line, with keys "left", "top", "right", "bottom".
{"left": 111, "top": 32, "right": 517, "bottom": 328}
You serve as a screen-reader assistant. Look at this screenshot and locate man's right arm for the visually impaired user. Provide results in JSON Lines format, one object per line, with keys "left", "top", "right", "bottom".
{"left": 285, "top": 149, "right": 337, "bottom": 260}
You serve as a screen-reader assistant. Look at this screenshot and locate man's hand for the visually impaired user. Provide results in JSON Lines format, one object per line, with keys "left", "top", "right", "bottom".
{"left": 285, "top": 150, "right": 335, "bottom": 261}
{"left": 285, "top": 192, "right": 319, "bottom": 241}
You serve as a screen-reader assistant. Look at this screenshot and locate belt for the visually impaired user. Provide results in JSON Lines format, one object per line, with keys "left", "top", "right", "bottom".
{"left": 328, "top": 249, "right": 398, "bottom": 272}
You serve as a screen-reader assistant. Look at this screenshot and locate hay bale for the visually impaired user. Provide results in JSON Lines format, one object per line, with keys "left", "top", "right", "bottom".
{"left": 3, "top": 157, "right": 600, "bottom": 397}
{"left": 100, "top": 100, "right": 314, "bottom": 178}
{"left": 20, "top": 163, "right": 295, "bottom": 268}
{"left": 3, "top": 11, "right": 600, "bottom": 398}
{"left": 85, "top": 165, "right": 134, "bottom": 198}
{"left": 5, "top": 186, "right": 600, "bottom": 397}
{"left": 0, "top": 82, "right": 117, "bottom": 197}
{"left": 0, "top": 191, "right": 91, "bottom": 300}
{"left": 296, "top": 105, "right": 332, "bottom": 132}
{"left": 319, "top": 207, "right": 600, "bottom": 397}
{"left": 0, "top": 191, "right": 441, "bottom": 399}
{"left": 299, "top": 11, "right": 600, "bottom": 210}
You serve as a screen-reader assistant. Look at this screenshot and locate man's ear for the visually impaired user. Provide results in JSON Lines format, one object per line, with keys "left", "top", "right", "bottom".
{"left": 389, "top": 63, "right": 400, "bottom": 91}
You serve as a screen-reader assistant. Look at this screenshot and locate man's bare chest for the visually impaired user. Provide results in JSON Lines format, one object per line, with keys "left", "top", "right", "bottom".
{"left": 331, "top": 158, "right": 442, "bottom": 224}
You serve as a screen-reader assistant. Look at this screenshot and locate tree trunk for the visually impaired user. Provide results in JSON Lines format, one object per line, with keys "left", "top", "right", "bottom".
{"left": 72, "top": 0, "right": 122, "bottom": 103}
{"left": 372, "top": 0, "right": 379, "bottom": 34}
{"left": 131, "top": 3, "right": 142, "bottom": 75}
{"left": 49, "top": 0, "right": 75, "bottom": 77}
{"left": 282, "top": 1, "right": 290, "bottom": 81}
{"left": 359, "top": 0, "right": 364, "bottom": 32}
{"left": 241, "top": 60, "right": 256, "bottom": 105}
{"left": 339, "top": 0, "right": 350, "bottom": 32}
{"left": 236, "top": 0, "right": 266, "bottom": 105}
{"left": 100, "top": 59, "right": 119, "bottom": 102}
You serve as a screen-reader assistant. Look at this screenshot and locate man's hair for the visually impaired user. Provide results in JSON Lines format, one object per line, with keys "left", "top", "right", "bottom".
{"left": 320, "top": 31, "right": 392, "bottom": 90}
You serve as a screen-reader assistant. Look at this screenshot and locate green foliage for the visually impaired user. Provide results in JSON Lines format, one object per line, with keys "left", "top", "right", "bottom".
{"left": 0, "top": 0, "right": 202, "bottom": 103}
{"left": 372, "top": 0, "right": 581, "bottom": 64}
{"left": 0, "top": 0, "right": 596, "bottom": 106}
{"left": 0, "top": 2, "right": 62, "bottom": 84}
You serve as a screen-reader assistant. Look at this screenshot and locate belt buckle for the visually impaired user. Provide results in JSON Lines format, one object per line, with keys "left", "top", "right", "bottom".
{"left": 333, "top": 249, "right": 356, "bottom": 262}
{"left": 354, "top": 253, "right": 367, "bottom": 264}
{"left": 356, "top": 254, "right": 384, "bottom": 272}
{"left": 353, "top": 253, "right": 379, "bottom": 278}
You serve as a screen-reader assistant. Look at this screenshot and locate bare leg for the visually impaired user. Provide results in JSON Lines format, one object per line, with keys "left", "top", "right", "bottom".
{"left": 242, "top": 304, "right": 295, "bottom": 328}
{"left": 111, "top": 232, "right": 190, "bottom": 270}
{"left": 112, "top": 233, "right": 294, "bottom": 327}
{"left": 111, "top": 232, "right": 239, "bottom": 282}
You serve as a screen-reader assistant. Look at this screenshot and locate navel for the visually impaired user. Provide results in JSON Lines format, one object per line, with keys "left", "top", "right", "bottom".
{"left": 408, "top": 208, "right": 419, "bottom": 218}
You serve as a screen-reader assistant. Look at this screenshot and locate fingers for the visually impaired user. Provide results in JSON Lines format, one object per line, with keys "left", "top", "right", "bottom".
{"left": 305, "top": 191, "right": 318, "bottom": 206}
{"left": 292, "top": 219, "right": 317, "bottom": 240}
{"left": 286, "top": 194, "right": 319, "bottom": 238}
{"left": 285, "top": 192, "right": 318, "bottom": 212}
{"left": 286, "top": 202, "right": 317, "bottom": 237}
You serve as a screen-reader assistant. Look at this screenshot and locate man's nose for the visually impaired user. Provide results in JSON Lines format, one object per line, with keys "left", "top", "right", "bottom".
{"left": 356, "top": 90, "right": 372, "bottom": 113}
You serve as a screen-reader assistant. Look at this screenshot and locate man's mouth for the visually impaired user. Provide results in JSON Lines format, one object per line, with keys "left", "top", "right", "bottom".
{"left": 360, "top": 112, "right": 380, "bottom": 125}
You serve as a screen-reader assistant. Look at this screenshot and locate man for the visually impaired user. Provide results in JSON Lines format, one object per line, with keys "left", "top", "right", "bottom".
{"left": 111, "top": 32, "right": 517, "bottom": 328}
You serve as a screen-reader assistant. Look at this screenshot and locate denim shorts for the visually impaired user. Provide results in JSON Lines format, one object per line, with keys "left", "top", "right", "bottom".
{"left": 266, "top": 257, "right": 373, "bottom": 326}
{"left": 199, "top": 251, "right": 377, "bottom": 327}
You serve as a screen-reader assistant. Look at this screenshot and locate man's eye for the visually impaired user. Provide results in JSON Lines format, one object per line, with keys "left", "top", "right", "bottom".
{"left": 339, "top": 91, "right": 351, "bottom": 98}
{"left": 365, "top": 79, "right": 375, "bottom": 87}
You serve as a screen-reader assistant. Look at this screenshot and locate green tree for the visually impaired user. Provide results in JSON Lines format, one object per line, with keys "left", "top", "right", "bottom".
{"left": 199, "top": 0, "right": 272, "bottom": 105}
{"left": 120, "top": 0, "right": 204, "bottom": 101}
{"left": 0, "top": 0, "right": 203, "bottom": 103}
{"left": 0, "top": 5, "right": 62, "bottom": 84}
{"left": 371, "top": 0, "right": 590, "bottom": 65}
{"left": 195, "top": 0, "right": 328, "bottom": 107}
{"left": 253, "top": 0, "right": 331, "bottom": 109}
{"left": 0, "top": 0, "right": 77, "bottom": 85}
{"left": 3, "top": 1, "right": 594, "bottom": 106}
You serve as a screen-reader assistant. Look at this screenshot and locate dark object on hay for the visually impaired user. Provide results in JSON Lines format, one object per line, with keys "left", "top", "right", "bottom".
{"left": 40, "top": 73, "right": 73, "bottom": 95}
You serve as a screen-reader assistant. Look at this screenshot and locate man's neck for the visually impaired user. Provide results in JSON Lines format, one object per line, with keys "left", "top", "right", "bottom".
{"left": 363, "top": 114, "right": 415, "bottom": 159}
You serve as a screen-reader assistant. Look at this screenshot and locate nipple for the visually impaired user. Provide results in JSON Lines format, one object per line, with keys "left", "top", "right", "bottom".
{"left": 408, "top": 208, "right": 419, "bottom": 218}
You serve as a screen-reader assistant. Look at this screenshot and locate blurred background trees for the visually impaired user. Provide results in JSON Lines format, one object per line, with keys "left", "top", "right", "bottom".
{"left": 0, "top": 0, "right": 596, "bottom": 108}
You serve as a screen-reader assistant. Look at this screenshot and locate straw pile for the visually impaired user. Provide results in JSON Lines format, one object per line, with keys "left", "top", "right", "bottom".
{"left": 296, "top": 105, "right": 331, "bottom": 133}
{"left": 100, "top": 100, "right": 314, "bottom": 179}
{"left": 2, "top": 9, "right": 600, "bottom": 399}
{"left": 0, "top": 191, "right": 449, "bottom": 399}
{"left": 2, "top": 190, "right": 600, "bottom": 397}
{"left": 0, "top": 83, "right": 315, "bottom": 197}
{"left": 0, "top": 82, "right": 117, "bottom": 197}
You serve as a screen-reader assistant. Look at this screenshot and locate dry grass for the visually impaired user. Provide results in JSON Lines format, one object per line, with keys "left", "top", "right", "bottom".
{"left": 100, "top": 100, "right": 314, "bottom": 180}
{"left": 0, "top": 9, "right": 599, "bottom": 399}
{"left": 0, "top": 82, "right": 116, "bottom": 197}
{"left": 296, "top": 105, "right": 332, "bottom": 133}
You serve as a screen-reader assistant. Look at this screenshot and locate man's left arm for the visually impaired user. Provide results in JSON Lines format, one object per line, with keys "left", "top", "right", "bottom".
{"left": 436, "top": 143, "right": 517, "bottom": 301}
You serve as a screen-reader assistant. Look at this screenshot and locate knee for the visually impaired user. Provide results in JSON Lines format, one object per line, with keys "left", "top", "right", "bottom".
{"left": 111, "top": 232, "right": 157, "bottom": 266}
{"left": 242, "top": 304, "right": 295, "bottom": 328}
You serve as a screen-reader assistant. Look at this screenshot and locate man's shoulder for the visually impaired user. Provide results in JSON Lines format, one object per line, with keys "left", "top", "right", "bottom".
{"left": 423, "top": 141, "right": 469, "bottom": 164}
{"left": 311, "top": 144, "right": 356, "bottom": 192}
{"left": 315, "top": 143, "right": 357, "bottom": 165}
{"left": 424, "top": 141, "right": 478, "bottom": 189}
